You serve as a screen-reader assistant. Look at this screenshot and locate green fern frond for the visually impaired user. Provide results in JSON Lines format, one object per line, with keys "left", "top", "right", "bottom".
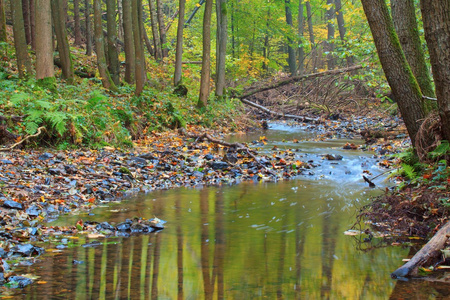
{"left": 25, "top": 122, "right": 39, "bottom": 135}
{"left": 35, "top": 99, "right": 53, "bottom": 110}
{"left": 45, "top": 111, "right": 68, "bottom": 135}
{"left": 401, "top": 163, "right": 416, "bottom": 180}
{"left": 26, "top": 109, "right": 44, "bottom": 122}
{"left": 10, "top": 92, "right": 31, "bottom": 105}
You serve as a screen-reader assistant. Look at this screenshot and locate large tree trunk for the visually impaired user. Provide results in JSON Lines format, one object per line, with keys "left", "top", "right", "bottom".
{"left": 174, "top": 0, "right": 186, "bottom": 86}
{"left": 0, "top": 0, "right": 6, "bottom": 42}
{"left": 22, "top": 0, "right": 31, "bottom": 45}
{"left": 35, "top": 0, "right": 53, "bottom": 80}
{"left": 85, "top": 0, "right": 92, "bottom": 56}
{"left": 148, "top": 0, "right": 162, "bottom": 61}
{"left": 325, "top": 0, "right": 335, "bottom": 70}
{"left": 297, "top": 0, "right": 304, "bottom": 75}
{"left": 155, "top": 0, "right": 167, "bottom": 58}
{"left": 361, "top": 0, "right": 425, "bottom": 146}
{"left": 215, "top": 0, "right": 227, "bottom": 97}
{"left": 73, "top": 0, "right": 82, "bottom": 46}
{"left": 392, "top": 0, "right": 435, "bottom": 112}
{"left": 132, "top": 0, "right": 145, "bottom": 96}
{"left": 51, "top": 0, "right": 74, "bottom": 83}
{"left": 197, "top": 0, "right": 213, "bottom": 108}
{"left": 93, "top": 0, "right": 117, "bottom": 91}
{"left": 11, "top": 0, "right": 32, "bottom": 78}
{"left": 285, "top": 0, "right": 296, "bottom": 75}
{"left": 122, "top": 0, "right": 135, "bottom": 84}
{"left": 420, "top": 0, "right": 450, "bottom": 142}
{"left": 106, "top": 0, "right": 120, "bottom": 85}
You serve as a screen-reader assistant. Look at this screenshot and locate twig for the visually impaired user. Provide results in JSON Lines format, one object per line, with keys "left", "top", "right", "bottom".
{"left": 0, "top": 126, "right": 46, "bottom": 152}
{"left": 369, "top": 169, "right": 395, "bottom": 181}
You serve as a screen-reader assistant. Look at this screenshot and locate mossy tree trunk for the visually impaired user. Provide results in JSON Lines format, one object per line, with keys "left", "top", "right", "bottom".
{"left": 285, "top": 0, "right": 296, "bottom": 75}
{"left": 11, "top": 0, "right": 32, "bottom": 78}
{"left": 392, "top": 0, "right": 435, "bottom": 112}
{"left": 51, "top": 0, "right": 74, "bottom": 83}
{"left": 0, "top": 0, "right": 6, "bottom": 42}
{"left": 215, "top": 0, "right": 227, "bottom": 97}
{"left": 361, "top": 0, "right": 425, "bottom": 146}
{"left": 420, "top": 0, "right": 450, "bottom": 142}
{"left": 174, "top": 0, "right": 186, "bottom": 86}
{"left": 106, "top": 0, "right": 120, "bottom": 85}
{"left": 197, "top": 0, "right": 213, "bottom": 108}
{"left": 93, "top": 0, "right": 117, "bottom": 92}
{"left": 132, "top": 0, "right": 145, "bottom": 96}
{"left": 122, "top": 0, "right": 135, "bottom": 84}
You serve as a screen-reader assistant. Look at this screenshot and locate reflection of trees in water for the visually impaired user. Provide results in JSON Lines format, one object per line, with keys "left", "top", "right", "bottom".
{"left": 320, "top": 212, "right": 339, "bottom": 300}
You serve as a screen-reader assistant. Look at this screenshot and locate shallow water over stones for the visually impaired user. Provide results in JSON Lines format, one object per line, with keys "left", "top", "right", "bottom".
{"left": 8, "top": 123, "right": 450, "bottom": 299}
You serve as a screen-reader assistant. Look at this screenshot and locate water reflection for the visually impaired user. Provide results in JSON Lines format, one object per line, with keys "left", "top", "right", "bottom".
{"left": 15, "top": 179, "right": 416, "bottom": 299}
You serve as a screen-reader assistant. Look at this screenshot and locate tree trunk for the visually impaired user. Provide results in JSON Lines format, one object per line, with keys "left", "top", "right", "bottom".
{"left": 230, "top": 0, "right": 235, "bottom": 58}
{"left": 148, "top": 0, "right": 162, "bottom": 61}
{"left": 93, "top": 0, "right": 117, "bottom": 91}
{"left": 285, "top": 0, "right": 296, "bottom": 75}
{"left": 361, "top": 0, "right": 425, "bottom": 146}
{"left": 85, "top": 0, "right": 92, "bottom": 56}
{"left": 73, "top": 0, "right": 82, "bottom": 46}
{"left": 420, "top": 0, "right": 450, "bottom": 142}
{"left": 35, "top": 0, "right": 54, "bottom": 80}
{"left": 174, "top": 0, "right": 186, "bottom": 86}
{"left": 305, "top": 1, "right": 314, "bottom": 46}
{"left": 197, "top": 0, "right": 213, "bottom": 108}
{"left": 29, "top": 0, "right": 35, "bottom": 50}
{"left": 334, "top": 0, "right": 353, "bottom": 66}
{"left": 22, "top": 0, "right": 31, "bottom": 45}
{"left": 155, "top": 0, "right": 167, "bottom": 57}
{"left": 297, "top": 0, "right": 304, "bottom": 75}
{"left": 215, "top": 0, "right": 227, "bottom": 97}
{"left": 106, "top": 0, "right": 120, "bottom": 85}
{"left": 325, "top": 0, "right": 335, "bottom": 70}
{"left": 51, "top": 0, "right": 74, "bottom": 83}
{"left": 132, "top": 0, "right": 145, "bottom": 96}
{"left": 392, "top": 0, "right": 435, "bottom": 112}
{"left": 0, "top": 0, "right": 7, "bottom": 42}
{"left": 122, "top": 0, "right": 135, "bottom": 84}
{"left": 11, "top": 0, "right": 32, "bottom": 78}
{"left": 117, "top": 0, "right": 124, "bottom": 43}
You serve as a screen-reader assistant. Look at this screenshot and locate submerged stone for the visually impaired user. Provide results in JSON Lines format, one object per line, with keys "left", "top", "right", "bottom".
{"left": 2, "top": 200, "right": 24, "bottom": 210}
{"left": 8, "top": 276, "right": 34, "bottom": 288}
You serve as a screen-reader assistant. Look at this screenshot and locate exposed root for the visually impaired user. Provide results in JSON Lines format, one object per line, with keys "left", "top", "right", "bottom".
{"left": 415, "top": 112, "right": 443, "bottom": 162}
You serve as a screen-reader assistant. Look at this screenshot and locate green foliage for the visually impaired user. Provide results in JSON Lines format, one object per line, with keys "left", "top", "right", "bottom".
{"left": 428, "top": 140, "right": 450, "bottom": 161}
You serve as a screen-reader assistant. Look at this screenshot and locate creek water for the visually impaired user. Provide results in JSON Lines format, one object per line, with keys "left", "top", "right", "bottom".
{"left": 10, "top": 124, "right": 450, "bottom": 299}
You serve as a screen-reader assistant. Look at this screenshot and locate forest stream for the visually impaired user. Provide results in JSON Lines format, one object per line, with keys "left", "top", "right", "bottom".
{"left": 8, "top": 123, "right": 450, "bottom": 299}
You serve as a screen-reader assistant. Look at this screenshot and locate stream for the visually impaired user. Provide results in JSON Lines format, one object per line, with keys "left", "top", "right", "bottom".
{"left": 9, "top": 123, "right": 450, "bottom": 299}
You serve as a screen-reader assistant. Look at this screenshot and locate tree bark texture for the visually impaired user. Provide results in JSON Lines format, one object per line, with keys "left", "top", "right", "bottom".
{"left": 361, "top": 0, "right": 424, "bottom": 146}
{"left": 93, "top": 0, "right": 117, "bottom": 91}
{"left": 148, "top": 0, "right": 162, "bottom": 61}
{"left": 392, "top": 0, "right": 435, "bottom": 109}
{"left": 106, "top": 0, "right": 120, "bottom": 85}
{"left": 22, "top": 0, "right": 31, "bottom": 45}
{"left": 297, "top": 1, "right": 305, "bottom": 75}
{"left": 420, "top": 0, "right": 450, "bottom": 142}
{"left": 198, "top": 0, "right": 213, "bottom": 107}
{"left": 11, "top": 0, "right": 32, "bottom": 78}
{"left": 0, "top": 0, "right": 6, "bottom": 42}
{"left": 215, "top": 0, "right": 227, "bottom": 97}
{"left": 73, "top": 0, "right": 82, "bottom": 45}
{"left": 35, "top": 0, "right": 53, "bottom": 80}
{"left": 122, "top": 0, "right": 135, "bottom": 84}
{"left": 285, "top": 0, "right": 296, "bottom": 75}
{"left": 325, "top": 0, "right": 335, "bottom": 70}
{"left": 85, "top": 0, "right": 92, "bottom": 56}
{"left": 174, "top": 0, "right": 186, "bottom": 86}
{"left": 305, "top": 1, "right": 314, "bottom": 46}
{"left": 51, "top": 0, "right": 74, "bottom": 83}
{"left": 29, "top": 0, "right": 35, "bottom": 50}
{"left": 155, "top": 0, "right": 167, "bottom": 57}
{"left": 132, "top": 0, "right": 145, "bottom": 96}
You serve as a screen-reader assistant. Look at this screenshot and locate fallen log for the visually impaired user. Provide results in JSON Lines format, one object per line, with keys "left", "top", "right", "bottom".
{"left": 391, "top": 221, "right": 450, "bottom": 278}
{"left": 0, "top": 127, "right": 45, "bottom": 152}
{"left": 239, "top": 64, "right": 363, "bottom": 99}
{"left": 240, "top": 98, "right": 319, "bottom": 122}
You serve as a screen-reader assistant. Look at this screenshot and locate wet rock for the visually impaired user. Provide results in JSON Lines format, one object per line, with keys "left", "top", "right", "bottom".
{"left": 0, "top": 272, "right": 4, "bottom": 284}
{"left": 130, "top": 156, "right": 147, "bottom": 165}
{"left": 2, "top": 200, "right": 24, "bottom": 210}
{"left": 138, "top": 153, "right": 157, "bottom": 160}
{"left": 56, "top": 153, "right": 66, "bottom": 160}
{"left": 322, "top": 154, "right": 343, "bottom": 161}
{"left": 10, "top": 244, "right": 44, "bottom": 257}
{"left": 0, "top": 247, "right": 6, "bottom": 258}
{"left": 48, "top": 168, "right": 62, "bottom": 175}
{"left": 1, "top": 258, "right": 10, "bottom": 271}
{"left": 150, "top": 218, "right": 166, "bottom": 230}
{"left": 116, "top": 222, "right": 131, "bottom": 232}
{"left": 8, "top": 276, "right": 34, "bottom": 288}
{"left": 193, "top": 171, "right": 204, "bottom": 178}
{"left": 64, "top": 164, "right": 78, "bottom": 174}
{"left": 38, "top": 152, "right": 54, "bottom": 160}
{"left": 211, "top": 161, "right": 229, "bottom": 170}
{"left": 1, "top": 159, "right": 13, "bottom": 164}
{"left": 96, "top": 222, "right": 115, "bottom": 231}
{"left": 204, "top": 154, "right": 214, "bottom": 160}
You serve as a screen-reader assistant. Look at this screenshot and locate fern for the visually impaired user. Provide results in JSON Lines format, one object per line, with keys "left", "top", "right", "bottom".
{"left": 45, "top": 111, "right": 68, "bottom": 135}
{"left": 429, "top": 140, "right": 450, "bottom": 160}
{"left": 10, "top": 92, "right": 31, "bottom": 106}
{"left": 401, "top": 163, "right": 417, "bottom": 180}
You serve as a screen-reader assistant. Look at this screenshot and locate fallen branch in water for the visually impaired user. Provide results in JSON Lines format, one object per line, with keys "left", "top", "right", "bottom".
{"left": 178, "top": 128, "right": 277, "bottom": 176}
{"left": 0, "top": 127, "right": 46, "bottom": 152}
{"left": 362, "top": 175, "right": 376, "bottom": 188}
{"left": 240, "top": 98, "right": 320, "bottom": 122}
{"left": 391, "top": 221, "right": 450, "bottom": 278}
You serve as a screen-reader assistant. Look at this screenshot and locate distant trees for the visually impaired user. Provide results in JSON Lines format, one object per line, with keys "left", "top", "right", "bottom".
{"left": 10, "top": 0, "right": 31, "bottom": 78}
